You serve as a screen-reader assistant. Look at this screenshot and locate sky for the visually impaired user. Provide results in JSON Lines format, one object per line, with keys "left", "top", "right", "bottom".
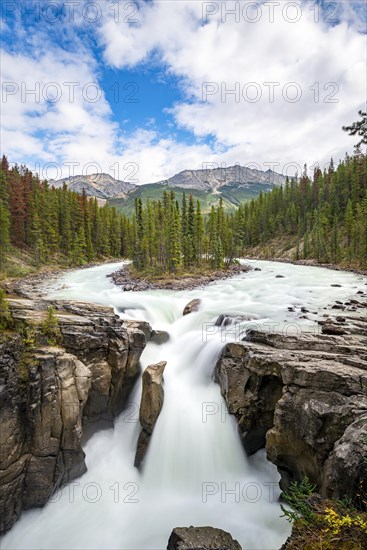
{"left": 0, "top": 0, "right": 366, "bottom": 184}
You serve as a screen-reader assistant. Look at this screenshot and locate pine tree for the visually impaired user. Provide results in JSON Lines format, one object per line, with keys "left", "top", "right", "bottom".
{"left": 168, "top": 202, "right": 182, "bottom": 272}
{"left": 345, "top": 200, "right": 354, "bottom": 264}
{"left": 71, "top": 226, "right": 87, "bottom": 266}
{"left": 133, "top": 198, "right": 145, "bottom": 270}
{"left": 195, "top": 200, "right": 204, "bottom": 267}
{"left": 342, "top": 110, "right": 367, "bottom": 149}
{"left": 0, "top": 201, "right": 10, "bottom": 269}
{"left": 331, "top": 214, "right": 341, "bottom": 264}
{"left": 186, "top": 194, "right": 197, "bottom": 266}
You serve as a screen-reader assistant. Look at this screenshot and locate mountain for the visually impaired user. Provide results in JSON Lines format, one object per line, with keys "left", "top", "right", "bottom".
{"left": 49, "top": 173, "right": 137, "bottom": 199}
{"left": 156, "top": 165, "right": 287, "bottom": 191}
{"left": 51, "top": 166, "right": 287, "bottom": 215}
{"left": 109, "top": 181, "right": 277, "bottom": 216}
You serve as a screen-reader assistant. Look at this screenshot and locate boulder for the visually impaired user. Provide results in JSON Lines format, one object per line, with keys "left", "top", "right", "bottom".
{"left": 134, "top": 361, "right": 166, "bottom": 468}
{"left": 134, "top": 430, "right": 151, "bottom": 470}
{"left": 215, "top": 314, "right": 257, "bottom": 327}
{"left": 150, "top": 330, "right": 170, "bottom": 345}
{"left": 183, "top": 299, "right": 201, "bottom": 316}
{"left": 321, "top": 320, "right": 347, "bottom": 335}
{"left": 167, "top": 527, "right": 242, "bottom": 550}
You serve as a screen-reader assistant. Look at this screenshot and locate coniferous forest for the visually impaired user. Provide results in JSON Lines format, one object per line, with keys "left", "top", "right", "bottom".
{"left": 228, "top": 152, "right": 367, "bottom": 267}
{"left": 2, "top": 4, "right": 367, "bottom": 549}
{"left": 0, "top": 151, "right": 366, "bottom": 277}
{"left": 0, "top": 155, "right": 133, "bottom": 273}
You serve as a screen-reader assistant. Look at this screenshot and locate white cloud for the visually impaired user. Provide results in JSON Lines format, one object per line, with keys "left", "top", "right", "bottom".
{"left": 98, "top": 0, "right": 366, "bottom": 174}
{"left": 0, "top": 47, "right": 114, "bottom": 156}
{"left": 1, "top": 0, "right": 365, "bottom": 183}
{"left": 0, "top": 43, "right": 215, "bottom": 182}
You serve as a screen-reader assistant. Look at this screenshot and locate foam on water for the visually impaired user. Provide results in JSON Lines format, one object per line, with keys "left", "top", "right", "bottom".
{"left": 2, "top": 259, "right": 365, "bottom": 549}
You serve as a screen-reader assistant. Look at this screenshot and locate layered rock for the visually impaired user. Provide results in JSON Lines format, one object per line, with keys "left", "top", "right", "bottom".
{"left": 0, "top": 299, "right": 150, "bottom": 534}
{"left": 135, "top": 361, "right": 166, "bottom": 468}
{"left": 215, "top": 321, "right": 367, "bottom": 502}
{"left": 167, "top": 526, "right": 242, "bottom": 550}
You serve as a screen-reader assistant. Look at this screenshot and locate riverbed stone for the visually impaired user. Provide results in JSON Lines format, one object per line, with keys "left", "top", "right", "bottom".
{"left": 215, "top": 313, "right": 258, "bottom": 327}
{"left": 150, "top": 330, "right": 170, "bottom": 345}
{"left": 183, "top": 299, "right": 201, "bottom": 316}
{"left": 167, "top": 526, "right": 242, "bottom": 550}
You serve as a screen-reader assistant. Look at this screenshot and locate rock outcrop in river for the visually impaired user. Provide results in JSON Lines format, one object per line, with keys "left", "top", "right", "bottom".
{"left": 215, "top": 314, "right": 367, "bottom": 503}
{"left": 110, "top": 263, "right": 250, "bottom": 291}
{"left": 183, "top": 299, "right": 201, "bottom": 316}
{"left": 135, "top": 361, "right": 166, "bottom": 468}
{"left": 0, "top": 298, "right": 151, "bottom": 534}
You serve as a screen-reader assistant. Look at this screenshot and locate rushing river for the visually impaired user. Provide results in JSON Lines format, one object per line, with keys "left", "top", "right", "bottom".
{"left": 2, "top": 260, "right": 366, "bottom": 549}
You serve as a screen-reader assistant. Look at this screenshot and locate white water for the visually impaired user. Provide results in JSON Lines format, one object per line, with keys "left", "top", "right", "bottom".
{"left": 2, "top": 260, "right": 365, "bottom": 549}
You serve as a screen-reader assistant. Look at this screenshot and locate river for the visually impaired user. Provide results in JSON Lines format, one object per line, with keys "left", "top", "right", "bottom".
{"left": 2, "top": 259, "right": 365, "bottom": 549}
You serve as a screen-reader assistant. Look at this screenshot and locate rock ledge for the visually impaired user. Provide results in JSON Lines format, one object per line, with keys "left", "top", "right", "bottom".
{"left": 0, "top": 298, "right": 151, "bottom": 533}
{"left": 215, "top": 317, "right": 367, "bottom": 502}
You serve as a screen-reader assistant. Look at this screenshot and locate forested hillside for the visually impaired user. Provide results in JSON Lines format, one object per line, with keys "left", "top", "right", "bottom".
{"left": 228, "top": 152, "right": 366, "bottom": 268}
{"left": 0, "top": 156, "right": 133, "bottom": 275}
{"left": 1, "top": 151, "right": 366, "bottom": 278}
{"left": 109, "top": 181, "right": 274, "bottom": 217}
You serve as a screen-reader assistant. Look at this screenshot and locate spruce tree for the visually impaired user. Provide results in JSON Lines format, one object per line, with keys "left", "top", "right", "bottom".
{"left": 0, "top": 201, "right": 10, "bottom": 269}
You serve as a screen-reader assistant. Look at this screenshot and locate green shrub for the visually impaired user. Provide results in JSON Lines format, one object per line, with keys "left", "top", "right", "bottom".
{"left": 40, "top": 306, "right": 62, "bottom": 345}
{"left": 0, "top": 288, "right": 12, "bottom": 330}
{"left": 281, "top": 477, "right": 317, "bottom": 523}
{"left": 281, "top": 478, "right": 367, "bottom": 549}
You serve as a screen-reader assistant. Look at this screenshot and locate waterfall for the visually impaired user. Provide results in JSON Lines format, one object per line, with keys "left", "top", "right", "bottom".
{"left": 2, "top": 259, "right": 364, "bottom": 549}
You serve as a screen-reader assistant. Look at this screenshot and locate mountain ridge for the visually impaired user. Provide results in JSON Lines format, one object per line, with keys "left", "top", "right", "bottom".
{"left": 50, "top": 165, "right": 287, "bottom": 197}
{"left": 155, "top": 165, "right": 287, "bottom": 191}
{"left": 50, "top": 172, "right": 137, "bottom": 199}
{"left": 50, "top": 165, "right": 288, "bottom": 214}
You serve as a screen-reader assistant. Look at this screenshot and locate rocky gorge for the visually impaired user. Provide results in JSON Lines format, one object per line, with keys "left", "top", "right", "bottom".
{"left": 215, "top": 312, "right": 367, "bottom": 507}
{"left": 0, "top": 298, "right": 151, "bottom": 534}
{"left": 1, "top": 260, "right": 366, "bottom": 549}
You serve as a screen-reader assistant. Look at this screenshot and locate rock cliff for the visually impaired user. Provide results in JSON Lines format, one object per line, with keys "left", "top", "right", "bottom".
{"left": 0, "top": 298, "right": 151, "bottom": 534}
{"left": 215, "top": 318, "right": 367, "bottom": 503}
